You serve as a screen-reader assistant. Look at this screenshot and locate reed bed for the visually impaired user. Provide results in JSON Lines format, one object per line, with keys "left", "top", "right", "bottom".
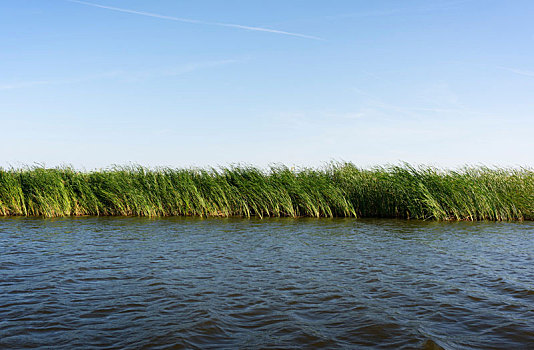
{"left": 0, "top": 164, "right": 532, "bottom": 220}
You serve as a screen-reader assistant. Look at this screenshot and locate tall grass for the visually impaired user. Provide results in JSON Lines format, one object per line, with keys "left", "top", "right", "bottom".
{"left": 0, "top": 164, "right": 532, "bottom": 220}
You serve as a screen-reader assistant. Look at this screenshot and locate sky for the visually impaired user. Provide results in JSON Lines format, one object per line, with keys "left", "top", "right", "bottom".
{"left": 1, "top": 0, "right": 533, "bottom": 169}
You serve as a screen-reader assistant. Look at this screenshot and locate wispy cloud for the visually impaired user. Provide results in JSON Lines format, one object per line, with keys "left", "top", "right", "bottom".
{"left": 327, "top": 0, "right": 471, "bottom": 20}
{"left": 0, "top": 72, "right": 120, "bottom": 91}
{"left": 0, "top": 80, "right": 52, "bottom": 90}
{"left": 119, "top": 59, "right": 242, "bottom": 81}
{"left": 66, "top": 0, "right": 323, "bottom": 40}
{"left": 498, "top": 66, "right": 534, "bottom": 78}
{"left": 0, "top": 59, "right": 239, "bottom": 90}
{"left": 350, "top": 87, "right": 486, "bottom": 121}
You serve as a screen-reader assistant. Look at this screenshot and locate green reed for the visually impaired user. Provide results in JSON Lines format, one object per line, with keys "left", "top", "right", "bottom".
{"left": 0, "top": 164, "right": 532, "bottom": 220}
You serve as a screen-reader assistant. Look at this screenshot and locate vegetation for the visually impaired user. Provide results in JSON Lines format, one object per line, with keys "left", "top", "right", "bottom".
{"left": 0, "top": 164, "right": 532, "bottom": 220}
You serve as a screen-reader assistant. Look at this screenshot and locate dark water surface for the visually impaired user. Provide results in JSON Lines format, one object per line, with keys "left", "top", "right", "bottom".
{"left": 1, "top": 217, "right": 533, "bottom": 349}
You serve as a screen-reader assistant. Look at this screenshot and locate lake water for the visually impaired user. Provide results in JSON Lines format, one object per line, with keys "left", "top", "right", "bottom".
{"left": 1, "top": 217, "right": 533, "bottom": 349}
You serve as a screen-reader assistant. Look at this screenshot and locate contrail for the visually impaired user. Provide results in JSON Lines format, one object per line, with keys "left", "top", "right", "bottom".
{"left": 66, "top": 0, "right": 323, "bottom": 40}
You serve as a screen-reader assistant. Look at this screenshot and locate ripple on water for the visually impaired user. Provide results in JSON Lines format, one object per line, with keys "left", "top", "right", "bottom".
{"left": 0, "top": 217, "right": 533, "bottom": 349}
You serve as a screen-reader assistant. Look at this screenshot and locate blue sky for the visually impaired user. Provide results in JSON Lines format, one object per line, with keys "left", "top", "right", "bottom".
{"left": 1, "top": 0, "right": 533, "bottom": 169}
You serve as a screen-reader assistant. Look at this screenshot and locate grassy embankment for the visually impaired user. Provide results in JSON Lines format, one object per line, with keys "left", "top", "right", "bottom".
{"left": 0, "top": 164, "right": 532, "bottom": 220}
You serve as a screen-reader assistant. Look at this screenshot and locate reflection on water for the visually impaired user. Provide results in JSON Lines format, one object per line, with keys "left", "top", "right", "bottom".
{"left": 1, "top": 217, "right": 533, "bottom": 349}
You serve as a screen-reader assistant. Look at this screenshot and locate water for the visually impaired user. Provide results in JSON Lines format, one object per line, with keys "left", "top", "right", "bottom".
{"left": 1, "top": 217, "right": 533, "bottom": 349}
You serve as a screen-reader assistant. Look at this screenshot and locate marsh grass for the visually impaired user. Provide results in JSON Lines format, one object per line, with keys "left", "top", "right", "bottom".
{"left": 0, "top": 163, "right": 532, "bottom": 220}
